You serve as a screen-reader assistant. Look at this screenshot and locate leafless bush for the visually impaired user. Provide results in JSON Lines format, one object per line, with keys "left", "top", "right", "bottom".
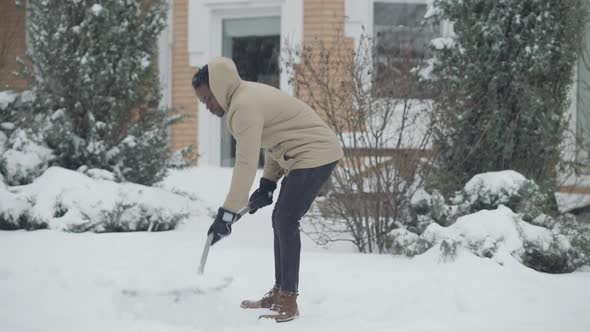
{"left": 284, "top": 32, "right": 434, "bottom": 253}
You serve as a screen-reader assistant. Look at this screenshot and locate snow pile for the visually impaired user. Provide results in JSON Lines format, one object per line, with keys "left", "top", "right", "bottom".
{"left": 422, "top": 206, "right": 527, "bottom": 258}
{"left": 0, "top": 167, "right": 199, "bottom": 232}
{"left": 77, "top": 166, "right": 116, "bottom": 182}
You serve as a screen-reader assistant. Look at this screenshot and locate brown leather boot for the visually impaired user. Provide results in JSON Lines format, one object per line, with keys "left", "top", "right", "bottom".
{"left": 259, "top": 290, "right": 300, "bottom": 323}
{"left": 240, "top": 286, "right": 280, "bottom": 309}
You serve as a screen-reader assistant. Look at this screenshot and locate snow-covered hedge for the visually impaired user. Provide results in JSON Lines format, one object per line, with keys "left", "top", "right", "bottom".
{"left": 411, "top": 171, "right": 549, "bottom": 228}
{"left": 0, "top": 90, "right": 53, "bottom": 187}
{"left": 24, "top": 1, "right": 186, "bottom": 186}
{"left": 393, "top": 170, "right": 589, "bottom": 273}
{"left": 1, "top": 90, "right": 21, "bottom": 153}
{"left": 0, "top": 167, "right": 195, "bottom": 232}
{"left": 0, "top": 90, "right": 191, "bottom": 187}
{"left": 0, "top": 90, "right": 34, "bottom": 126}
{"left": 0, "top": 90, "right": 20, "bottom": 121}
{"left": 0, "top": 185, "right": 41, "bottom": 230}
{"left": 0, "top": 129, "right": 54, "bottom": 185}
{"left": 452, "top": 171, "right": 550, "bottom": 222}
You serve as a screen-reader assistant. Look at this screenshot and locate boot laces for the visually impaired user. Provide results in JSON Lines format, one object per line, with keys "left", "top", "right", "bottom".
{"left": 260, "top": 288, "right": 277, "bottom": 307}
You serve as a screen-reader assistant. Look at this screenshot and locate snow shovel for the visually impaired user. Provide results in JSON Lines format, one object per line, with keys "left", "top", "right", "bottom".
{"left": 198, "top": 205, "right": 251, "bottom": 275}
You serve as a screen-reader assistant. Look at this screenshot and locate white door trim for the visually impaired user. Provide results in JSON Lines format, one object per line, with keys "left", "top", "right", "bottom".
{"left": 158, "top": 0, "right": 174, "bottom": 109}
{"left": 189, "top": 0, "right": 303, "bottom": 166}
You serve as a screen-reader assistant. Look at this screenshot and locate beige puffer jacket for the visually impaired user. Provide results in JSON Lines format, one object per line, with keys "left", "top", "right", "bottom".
{"left": 208, "top": 57, "right": 343, "bottom": 213}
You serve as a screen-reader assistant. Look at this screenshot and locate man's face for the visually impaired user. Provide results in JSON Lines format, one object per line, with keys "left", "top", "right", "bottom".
{"left": 195, "top": 84, "right": 224, "bottom": 118}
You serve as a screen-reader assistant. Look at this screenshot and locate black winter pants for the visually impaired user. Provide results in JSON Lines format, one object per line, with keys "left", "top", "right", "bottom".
{"left": 271, "top": 161, "right": 337, "bottom": 293}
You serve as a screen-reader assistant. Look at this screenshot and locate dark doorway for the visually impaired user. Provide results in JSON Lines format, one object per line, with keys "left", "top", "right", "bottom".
{"left": 221, "top": 17, "right": 281, "bottom": 167}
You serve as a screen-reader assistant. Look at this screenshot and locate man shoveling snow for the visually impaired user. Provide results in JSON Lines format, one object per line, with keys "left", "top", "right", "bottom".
{"left": 192, "top": 57, "right": 343, "bottom": 323}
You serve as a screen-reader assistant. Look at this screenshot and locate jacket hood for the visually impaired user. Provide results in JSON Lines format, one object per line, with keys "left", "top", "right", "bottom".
{"left": 208, "top": 57, "right": 241, "bottom": 112}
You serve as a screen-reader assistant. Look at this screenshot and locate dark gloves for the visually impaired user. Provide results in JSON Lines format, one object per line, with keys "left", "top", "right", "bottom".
{"left": 208, "top": 207, "right": 241, "bottom": 245}
{"left": 248, "top": 178, "right": 277, "bottom": 214}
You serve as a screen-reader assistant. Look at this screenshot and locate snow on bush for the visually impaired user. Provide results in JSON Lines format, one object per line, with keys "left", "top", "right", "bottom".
{"left": 0, "top": 90, "right": 33, "bottom": 128}
{"left": 410, "top": 188, "right": 455, "bottom": 229}
{"left": 391, "top": 206, "right": 579, "bottom": 272}
{"left": 0, "top": 131, "right": 7, "bottom": 156}
{"left": 0, "top": 90, "right": 19, "bottom": 111}
{"left": 1, "top": 167, "right": 197, "bottom": 232}
{"left": 398, "top": 170, "right": 588, "bottom": 272}
{"left": 0, "top": 90, "right": 18, "bottom": 160}
{"left": 0, "top": 90, "right": 54, "bottom": 186}
{"left": 462, "top": 170, "right": 528, "bottom": 202}
{"left": 421, "top": 206, "right": 526, "bottom": 259}
{"left": 0, "top": 186, "right": 38, "bottom": 230}
{"left": 452, "top": 170, "right": 549, "bottom": 221}
{"left": 0, "top": 129, "right": 54, "bottom": 185}
{"left": 414, "top": 170, "right": 549, "bottom": 228}
{"left": 388, "top": 228, "right": 431, "bottom": 256}
{"left": 550, "top": 214, "right": 590, "bottom": 268}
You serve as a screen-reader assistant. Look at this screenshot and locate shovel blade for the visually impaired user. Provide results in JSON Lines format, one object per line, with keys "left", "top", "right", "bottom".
{"left": 198, "top": 233, "right": 214, "bottom": 275}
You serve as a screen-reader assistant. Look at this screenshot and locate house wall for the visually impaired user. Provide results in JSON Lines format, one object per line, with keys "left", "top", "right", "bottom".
{"left": 298, "top": 0, "right": 354, "bottom": 127}
{"left": 0, "top": 0, "right": 587, "bottom": 195}
{"left": 0, "top": 1, "right": 28, "bottom": 91}
{"left": 304, "top": 0, "right": 346, "bottom": 42}
{"left": 170, "top": 0, "right": 199, "bottom": 162}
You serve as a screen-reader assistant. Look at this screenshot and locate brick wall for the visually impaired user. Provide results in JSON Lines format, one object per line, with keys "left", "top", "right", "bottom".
{"left": 170, "top": 0, "right": 199, "bottom": 163}
{"left": 303, "top": 0, "right": 346, "bottom": 43}
{"left": 0, "top": 1, "right": 28, "bottom": 91}
{"left": 299, "top": 0, "right": 354, "bottom": 128}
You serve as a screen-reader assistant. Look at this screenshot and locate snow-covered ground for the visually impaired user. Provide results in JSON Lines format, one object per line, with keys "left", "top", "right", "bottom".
{"left": 1, "top": 166, "right": 590, "bottom": 332}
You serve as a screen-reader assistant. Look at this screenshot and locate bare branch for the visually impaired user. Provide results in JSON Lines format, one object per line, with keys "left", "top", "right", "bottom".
{"left": 284, "top": 31, "right": 434, "bottom": 253}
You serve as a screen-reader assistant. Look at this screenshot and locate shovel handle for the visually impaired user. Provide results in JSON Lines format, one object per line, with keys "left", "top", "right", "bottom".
{"left": 236, "top": 205, "right": 251, "bottom": 217}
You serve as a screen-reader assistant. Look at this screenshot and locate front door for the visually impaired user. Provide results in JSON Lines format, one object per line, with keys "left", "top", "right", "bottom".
{"left": 220, "top": 16, "right": 281, "bottom": 167}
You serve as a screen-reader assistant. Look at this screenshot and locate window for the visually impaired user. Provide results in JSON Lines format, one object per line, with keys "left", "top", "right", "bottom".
{"left": 373, "top": 1, "right": 438, "bottom": 98}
